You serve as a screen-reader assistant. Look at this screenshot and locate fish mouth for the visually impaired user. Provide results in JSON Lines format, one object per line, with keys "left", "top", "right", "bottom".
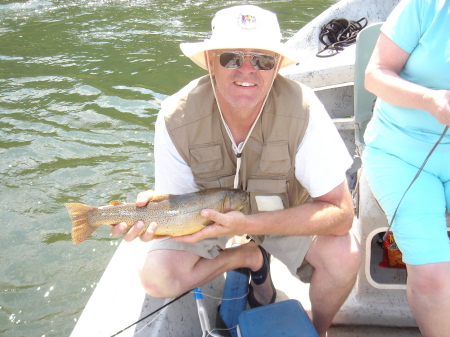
{"left": 243, "top": 192, "right": 250, "bottom": 206}
{"left": 237, "top": 191, "right": 250, "bottom": 211}
{"left": 223, "top": 190, "right": 250, "bottom": 212}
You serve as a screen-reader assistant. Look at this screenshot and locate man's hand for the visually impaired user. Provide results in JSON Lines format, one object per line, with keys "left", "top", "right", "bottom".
{"left": 109, "top": 190, "right": 159, "bottom": 242}
{"left": 171, "top": 209, "right": 248, "bottom": 243}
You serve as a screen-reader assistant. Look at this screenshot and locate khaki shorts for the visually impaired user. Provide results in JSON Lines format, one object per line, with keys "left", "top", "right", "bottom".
{"left": 147, "top": 234, "right": 314, "bottom": 280}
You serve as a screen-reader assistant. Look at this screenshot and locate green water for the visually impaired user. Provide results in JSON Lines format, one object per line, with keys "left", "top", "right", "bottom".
{"left": 0, "top": 1, "right": 335, "bottom": 335}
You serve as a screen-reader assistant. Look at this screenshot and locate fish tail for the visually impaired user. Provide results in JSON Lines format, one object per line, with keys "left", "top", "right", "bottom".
{"left": 65, "top": 203, "right": 98, "bottom": 245}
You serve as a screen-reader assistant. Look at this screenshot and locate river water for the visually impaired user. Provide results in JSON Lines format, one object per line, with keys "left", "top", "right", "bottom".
{"left": 0, "top": 1, "right": 335, "bottom": 335}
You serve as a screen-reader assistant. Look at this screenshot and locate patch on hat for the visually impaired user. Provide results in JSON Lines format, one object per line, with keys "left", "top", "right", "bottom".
{"left": 237, "top": 13, "right": 258, "bottom": 30}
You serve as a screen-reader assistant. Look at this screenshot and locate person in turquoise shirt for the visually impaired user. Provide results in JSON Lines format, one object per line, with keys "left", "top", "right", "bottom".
{"left": 362, "top": 0, "right": 450, "bottom": 335}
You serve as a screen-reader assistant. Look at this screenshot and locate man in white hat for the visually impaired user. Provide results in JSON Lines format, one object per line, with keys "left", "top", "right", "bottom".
{"left": 111, "top": 5, "right": 360, "bottom": 336}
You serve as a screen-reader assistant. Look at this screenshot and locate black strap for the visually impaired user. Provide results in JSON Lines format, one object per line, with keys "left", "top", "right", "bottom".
{"left": 316, "top": 17, "right": 368, "bottom": 57}
{"left": 382, "top": 125, "right": 449, "bottom": 240}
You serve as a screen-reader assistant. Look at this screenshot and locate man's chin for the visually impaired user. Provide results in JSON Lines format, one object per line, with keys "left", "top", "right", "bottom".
{"left": 216, "top": 90, "right": 264, "bottom": 111}
{"left": 228, "top": 98, "right": 263, "bottom": 110}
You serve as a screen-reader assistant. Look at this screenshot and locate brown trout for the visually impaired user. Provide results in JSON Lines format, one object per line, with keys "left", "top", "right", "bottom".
{"left": 65, "top": 188, "right": 249, "bottom": 245}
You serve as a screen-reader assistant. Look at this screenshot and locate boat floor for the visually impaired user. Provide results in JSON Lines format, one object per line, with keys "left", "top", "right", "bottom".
{"left": 270, "top": 258, "right": 421, "bottom": 337}
{"left": 327, "top": 325, "right": 421, "bottom": 336}
{"left": 71, "top": 234, "right": 422, "bottom": 337}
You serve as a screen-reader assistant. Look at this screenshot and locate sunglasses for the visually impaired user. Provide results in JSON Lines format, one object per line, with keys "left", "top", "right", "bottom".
{"left": 213, "top": 51, "right": 280, "bottom": 71}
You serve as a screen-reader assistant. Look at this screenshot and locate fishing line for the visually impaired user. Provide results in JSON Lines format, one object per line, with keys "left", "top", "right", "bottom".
{"left": 201, "top": 289, "right": 249, "bottom": 301}
{"left": 132, "top": 306, "right": 168, "bottom": 336}
{"left": 382, "top": 125, "right": 449, "bottom": 241}
{"left": 110, "top": 288, "right": 249, "bottom": 336}
{"left": 110, "top": 290, "right": 191, "bottom": 337}
{"left": 196, "top": 289, "right": 251, "bottom": 337}
{"left": 206, "top": 325, "right": 238, "bottom": 337}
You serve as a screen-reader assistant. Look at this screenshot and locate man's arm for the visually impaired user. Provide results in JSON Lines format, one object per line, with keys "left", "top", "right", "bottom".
{"left": 172, "top": 179, "right": 353, "bottom": 243}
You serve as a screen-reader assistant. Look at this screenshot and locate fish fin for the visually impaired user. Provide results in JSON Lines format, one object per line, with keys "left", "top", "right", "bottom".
{"left": 152, "top": 235, "right": 169, "bottom": 240}
{"left": 65, "top": 203, "right": 98, "bottom": 245}
{"left": 148, "top": 194, "right": 169, "bottom": 202}
{"left": 109, "top": 200, "right": 122, "bottom": 206}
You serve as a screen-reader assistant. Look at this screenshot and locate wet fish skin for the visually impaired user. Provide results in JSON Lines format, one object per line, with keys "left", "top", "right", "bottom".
{"left": 65, "top": 188, "right": 249, "bottom": 245}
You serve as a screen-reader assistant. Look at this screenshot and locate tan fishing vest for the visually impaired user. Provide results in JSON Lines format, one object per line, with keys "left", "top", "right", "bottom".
{"left": 163, "top": 74, "right": 311, "bottom": 219}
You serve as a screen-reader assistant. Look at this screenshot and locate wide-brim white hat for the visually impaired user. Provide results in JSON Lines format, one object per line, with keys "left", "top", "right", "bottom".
{"left": 180, "top": 5, "right": 300, "bottom": 70}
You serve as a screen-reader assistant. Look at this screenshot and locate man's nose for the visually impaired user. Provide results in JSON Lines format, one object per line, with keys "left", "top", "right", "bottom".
{"left": 239, "top": 55, "right": 255, "bottom": 72}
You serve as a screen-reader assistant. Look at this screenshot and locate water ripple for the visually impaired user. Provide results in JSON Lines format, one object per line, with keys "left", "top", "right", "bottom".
{"left": 0, "top": 1, "right": 334, "bottom": 336}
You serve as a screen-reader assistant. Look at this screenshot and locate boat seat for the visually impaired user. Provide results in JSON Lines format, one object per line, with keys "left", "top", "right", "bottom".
{"left": 335, "top": 23, "right": 450, "bottom": 327}
{"left": 353, "top": 23, "right": 380, "bottom": 156}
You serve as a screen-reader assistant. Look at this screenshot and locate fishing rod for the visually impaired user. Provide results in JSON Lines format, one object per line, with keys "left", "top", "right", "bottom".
{"left": 110, "top": 290, "right": 191, "bottom": 337}
{"left": 110, "top": 285, "right": 245, "bottom": 336}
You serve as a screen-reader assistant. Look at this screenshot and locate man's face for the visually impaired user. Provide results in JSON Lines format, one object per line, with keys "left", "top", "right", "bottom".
{"left": 208, "top": 49, "right": 280, "bottom": 111}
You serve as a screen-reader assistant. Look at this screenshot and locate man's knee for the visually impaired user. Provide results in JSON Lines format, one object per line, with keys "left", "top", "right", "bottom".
{"left": 139, "top": 249, "right": 199, "bottom": 298}
{"left": 307, "top": 233, "right": 361, "bottom": 277}
{"left": 331, "top": 234, "right": 361, "bottom": 280}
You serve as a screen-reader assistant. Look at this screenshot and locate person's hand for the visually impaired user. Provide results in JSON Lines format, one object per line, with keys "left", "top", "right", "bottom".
{"left": 425, "top": 89, "right": 450, "bottom": 126}
{"left": 109, "top": 190, "right": 159, "bottom": 242}
{"left": 171, "top": 209, "right": 248, "bottom": 243}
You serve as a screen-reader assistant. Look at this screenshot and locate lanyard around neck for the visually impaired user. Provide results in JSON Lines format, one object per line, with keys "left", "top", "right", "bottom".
{"left": 205, "top": 51, "right": 280, "bottom": 188}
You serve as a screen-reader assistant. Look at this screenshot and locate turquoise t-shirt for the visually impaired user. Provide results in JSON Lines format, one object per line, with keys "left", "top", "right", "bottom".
{"left": 364, "top": 0, "right": 450, "bottom": 150}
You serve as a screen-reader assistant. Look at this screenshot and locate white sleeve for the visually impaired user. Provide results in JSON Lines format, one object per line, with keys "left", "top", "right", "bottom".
{"left": 295, "top": 93, "right": 353, "bottom": 198}
{"left": 154, "top": 112, "right": 199, "bottom": 195}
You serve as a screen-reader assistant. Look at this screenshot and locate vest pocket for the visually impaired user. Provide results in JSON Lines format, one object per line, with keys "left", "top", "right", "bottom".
{"left": 189, "top": 142, "right": 223, "bottom": 175}
{"left": 247, "top": 178, "right": 289, "bottom": 212}
{"left": 246, "top": 178, "right": 289, "bottom": 246}
{"left": 260, "top": 141, "right": 291, "bottom": 174}
{"left": 194, "top": 174, "right": 235, "bottom": 190}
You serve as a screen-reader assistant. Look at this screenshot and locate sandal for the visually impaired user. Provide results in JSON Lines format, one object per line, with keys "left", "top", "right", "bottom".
{"left": 248, "top": 245, "right": 276, "bottom": 308}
